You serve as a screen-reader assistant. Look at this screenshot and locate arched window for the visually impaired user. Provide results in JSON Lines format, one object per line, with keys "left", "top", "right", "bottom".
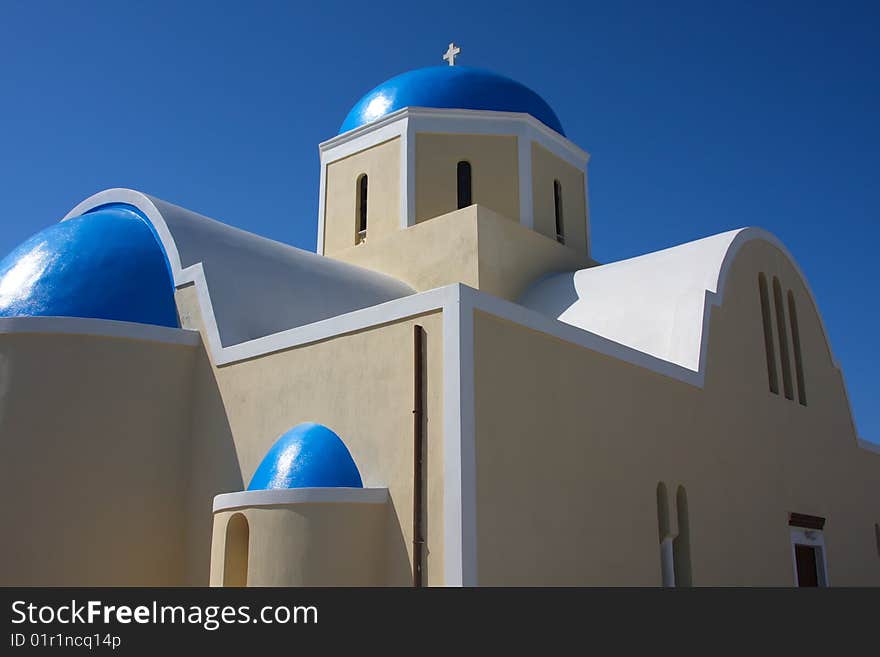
{"left": 553, "top": 179, "right": 565, "bottom": 244}
{"left": 356, "top": 174, "right": 368, "bottom": 242}
{"left": 787, "top": 290, "right": 807, "bottom": 406}
{"left": 223, "top": 513, "right": 249, "bottom": 587}
{"left": 673, "top": 486, "right": 692, "bottom": 587}
{"left": 457, "top": 161, "right": 472, "bottom": 209}
{"left": 772, "top": 276, "right": 794, "bottom": 400}
{"left": 656, "top": 482, "right": 675, "bottom": 586}
{"left": 758, "top": 273, "right": 779, "bottom": 394}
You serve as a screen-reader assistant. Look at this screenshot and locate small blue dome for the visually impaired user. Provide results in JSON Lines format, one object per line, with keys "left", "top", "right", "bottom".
{"left": 0, "top": 204, "right": 178, "bottom": 328}
{"left": 248, "top": 423, "right": 363, "bottom": 490}
{"left": 340, "top": 66, "right": 565, "bottom": 135}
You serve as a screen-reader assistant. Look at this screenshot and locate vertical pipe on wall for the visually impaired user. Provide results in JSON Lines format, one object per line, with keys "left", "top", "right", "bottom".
{"left": 413, "top": 324, "right": 425, "bottom": 587}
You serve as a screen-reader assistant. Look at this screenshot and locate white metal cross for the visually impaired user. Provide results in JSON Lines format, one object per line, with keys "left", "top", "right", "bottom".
{"left": 442, "top": 42, "right": 461, "bottom": 66}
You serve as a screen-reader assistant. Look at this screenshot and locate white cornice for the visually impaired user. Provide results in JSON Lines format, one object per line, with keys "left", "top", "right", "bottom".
{"left": 213, "top": 487, "right": 389, "bottom": 512}
{"left": 0, "top": 315, "right": 201, "bottom": 347}
{"left": 319, "top": 106, "right": 590, "bottom": 168}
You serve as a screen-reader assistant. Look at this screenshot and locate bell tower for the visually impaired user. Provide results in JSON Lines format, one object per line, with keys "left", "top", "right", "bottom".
{"left": 317, "top": 57, "right": 595, "bottom": 302}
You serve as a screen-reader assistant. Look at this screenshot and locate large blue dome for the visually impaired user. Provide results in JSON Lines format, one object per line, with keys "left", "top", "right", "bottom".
{"left": 248, "top": 423, "right": 363, "bottom": 490}
{"left": 340, "top": 66, "right": 565, "bottom": 136}
{"left": 0, "top": 204, "right": 178, "bottom": 328}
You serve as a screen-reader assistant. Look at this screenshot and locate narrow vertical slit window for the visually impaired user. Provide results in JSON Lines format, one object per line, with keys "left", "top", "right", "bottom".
{"left": 673, "top": 486, "right": 692, "bottom": 587}
{"left": 553, "top": 179, "right": 565, "bottom": 244}
{"left": 787, "top": 290, "right": 807, "bottom": 406}
{"left": 457, "top": 161, "right": 472, "bottom": 209}
{"left": 758, "top": 273, "right": 779, "bottom": 394}
{"left": 773, "top": 276, "right": 794, "bottom": 400}
{"left": 223, "top": 513, "right": 249, "bottom": 587}
{"left": 356, "top": 174, "right": 368, "bottom": 242}
{"left": 656, "top": 482, "right": 675, "bottom": 587}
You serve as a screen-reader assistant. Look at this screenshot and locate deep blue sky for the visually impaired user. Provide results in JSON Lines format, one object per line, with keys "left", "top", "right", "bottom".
{"left": 1, "top": 1, "right": 877, "bottom": 443}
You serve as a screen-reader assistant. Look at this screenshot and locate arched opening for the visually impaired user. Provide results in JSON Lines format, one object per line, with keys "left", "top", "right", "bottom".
{"left": 553, "top": 179, "right": 565, "bottom": 244}
{"left": 356, "top": 174, "right": 368, "bottom": 243}
{"left": 656, "top": 482, "right": 675, "bottom": 586}
{"left": 457, "top": 161, "right": 472, "bottom": 209}
{"left": 787, "top": 290, "right": 807, "bottom": 406}
{"left": 758, "top": 273, "right": 779, "bottom": 394}
{"left": 673, "top": 486, "right": 692, "bottom": 587}
{"left": 772, "top": 276, "right": 794, "bottom": 400}
{"left": 223, "top": 513, "right": 249, "bottom": 587}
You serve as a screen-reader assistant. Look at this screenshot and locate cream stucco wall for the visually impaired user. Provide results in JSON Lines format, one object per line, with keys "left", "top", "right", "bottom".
{"left": 0, "top": 331, "right": 197, "bottom": 585}
{"left": 471, "top": 239, "right": 879, "bottom": 585}
{"left": 415, "top": 133, "right": 519, "bottom": 224}
{"left": 531, "top": 142, "right": 588, "bottom": 255}
{"left": 324, "top": 137, "right": 401, "bottom": 254}
{"left": 177, "top": 285, "right": 446, "bottom": 586}
{"left": 331, "top": 204, "right": 591, "bottom": 303}
{"left": 210, "top": 502, "right": 388, "bottom": 586}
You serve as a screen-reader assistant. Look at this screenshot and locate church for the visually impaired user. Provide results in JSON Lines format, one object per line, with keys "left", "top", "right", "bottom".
{"left": 0, "top": 45, "right": 877, "bottom": 587}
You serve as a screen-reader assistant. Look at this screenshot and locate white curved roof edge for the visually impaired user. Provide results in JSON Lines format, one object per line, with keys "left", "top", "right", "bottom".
{"left": 520, "top": 227, "right": 833, "bottom": 373}
{"left": 518, "top": 227, "right": 871, "bottom": 449}
{"left": 212, "top": 487, "right": 389, "bottom": 512}
{"left": 63, "top": 189, "right": 415, "bottom": 353}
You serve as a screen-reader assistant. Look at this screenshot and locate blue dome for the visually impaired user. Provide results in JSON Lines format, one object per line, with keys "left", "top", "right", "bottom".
{"left": 340, "top": 66, "right": 565, "bottom": 135}
{"left": 0, "top": 204, "right": 178, "bottom": 328}
{"left": 248, "top": 423, "right": 363, "bottom": 490}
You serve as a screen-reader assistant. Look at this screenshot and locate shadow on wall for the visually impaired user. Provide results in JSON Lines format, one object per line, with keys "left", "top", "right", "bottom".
{"left": 386, "top": 495, "right": 415, "bottom": 586}
{"left": 518, "top": 270, "right": 578, "bottom": 320}
{"left": 184, "top": 346, "right": 243, "bottom": 586}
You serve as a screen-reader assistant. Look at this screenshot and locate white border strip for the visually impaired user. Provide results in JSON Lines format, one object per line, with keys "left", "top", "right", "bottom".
{"left": 442, "top": 285, "right": 478, "bottom": 586}
{"left": 0, "top": 315, "right": 200, "bottom": 347}
{"left": 320, "top": 107, "right": 588, "bottom": 167}
{"left": 213, "top": 487, "right": 389, "bottom": 512}
{"left": 216, "top": 287, "right": 448, "bottom": 365}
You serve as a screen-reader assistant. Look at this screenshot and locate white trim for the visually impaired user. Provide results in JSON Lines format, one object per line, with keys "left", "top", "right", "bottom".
{"left": 317, "top": 159, "right": 327, "bottom": 255}
{"left": 213, "top": 487, "right": 388, "bottom": 513}
{"left": 318, "top": 123, "right": 407, "bottom": 255}
{"left": 0, "top": 315, "right": 201, "bottom": 347}
{"left": 442, "top": 285, "right": 478, "bottom": 586}
{"left": 214, "top": 287, "right": 448, "bottom": 365}
{"left": 404, "top": 109, "right": 587, "bottom": 170}
{"left": 320, "top": 107, "right": 412, "bottom": 154}
{"left": 320, "top": 107, "right": 589, "bottom": 165}
{"left": 320, "top": 118, "right": 407, "bottom": 164}
{"left": 789, "top": 527, "right": 830, "bottom": 586}
{"left": 474, "top": 286, "right": 702, "bottom": 384}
